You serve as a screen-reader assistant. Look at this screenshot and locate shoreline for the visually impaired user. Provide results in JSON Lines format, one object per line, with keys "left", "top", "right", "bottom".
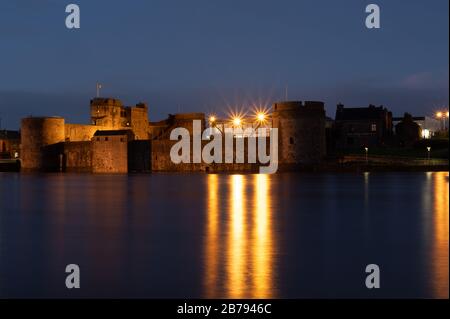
{"left": 2, "top": 161, "right": 448, "bottom": 174}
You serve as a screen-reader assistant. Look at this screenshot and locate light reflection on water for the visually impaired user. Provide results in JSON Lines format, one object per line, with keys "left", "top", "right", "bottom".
{"left": 205, "top": 174, "right": 275, "bottom": 298}
{"left": 0, "top": 172, "right": 448, "bottom": 298}
{"left": 432, "top": 172, "right": 449, "bottom": 299}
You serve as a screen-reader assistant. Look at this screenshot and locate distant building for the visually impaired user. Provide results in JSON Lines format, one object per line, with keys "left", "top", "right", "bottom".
{"left": 0, "top": 130, "right": 20, "bottom": 159}
{"left": 334, "top": 104, "right": 393, "bottom": 150}
{"left": 392, "top": 116, "right": 441, "bottom": 139}
{"left": 395, "top": 113, "right": 422, "bottom": 146}
{"left": 324, "top": 116, "right": 335, "bottom": 155}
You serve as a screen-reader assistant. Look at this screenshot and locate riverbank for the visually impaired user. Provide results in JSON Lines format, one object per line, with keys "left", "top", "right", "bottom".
{"left": 1, "top": 157, "right": 448, "bottom": 173}
{"left": 319, "top": 155, "right": 449, "bottom": 172}
{"left": 0, "top": 159, "right": 20, "bottom": 172}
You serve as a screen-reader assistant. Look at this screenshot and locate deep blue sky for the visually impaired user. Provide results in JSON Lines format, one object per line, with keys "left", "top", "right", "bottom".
{"left": 0, "top": 0, "right": 448, "bottom": 129}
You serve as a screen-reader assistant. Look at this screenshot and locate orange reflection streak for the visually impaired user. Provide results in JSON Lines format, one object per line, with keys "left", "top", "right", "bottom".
{"left": 227, "top": 175, "right": 246, "bottom": 298}
{"left": 205, "top": 174, "right": 219, "bottom": 298}
{"left": 206, "top": 174, "right": 275, "bottom": 298}
{"left": 252, "top": 174, "right": 274, "bottom": 298}
{"left": 432, "top": 172, "right": 449, "bottom": 298}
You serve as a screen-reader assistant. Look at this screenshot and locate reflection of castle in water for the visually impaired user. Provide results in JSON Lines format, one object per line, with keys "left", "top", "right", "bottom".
{"left": 20, "top": 98, "right": 326, "bottom": 173}
{"left": 205, "top": 174, "right": 276, "bottom": 298}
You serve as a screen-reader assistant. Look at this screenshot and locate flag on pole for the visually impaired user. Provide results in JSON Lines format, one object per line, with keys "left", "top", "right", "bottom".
{"left": 96, "top": 83, "right": 102, "bottom": 97}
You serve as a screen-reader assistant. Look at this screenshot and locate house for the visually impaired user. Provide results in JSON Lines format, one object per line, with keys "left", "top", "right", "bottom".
{"left": 334, "top": 104, "right": 393, "bottom": 150}
{"left": 0, "top": 130, "right": 20, "bottom": 159}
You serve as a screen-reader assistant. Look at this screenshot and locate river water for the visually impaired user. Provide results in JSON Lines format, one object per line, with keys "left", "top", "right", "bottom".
{"left": 0, "top": 172, "right": 448, "bottom": 298}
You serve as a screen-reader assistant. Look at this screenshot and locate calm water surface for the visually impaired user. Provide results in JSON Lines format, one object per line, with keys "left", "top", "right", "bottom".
{"left": 0, "top": 172, "right": 448, "bottom": 298}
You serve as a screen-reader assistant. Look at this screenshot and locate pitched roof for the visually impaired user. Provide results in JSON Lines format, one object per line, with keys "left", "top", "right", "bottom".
{"left": 335, "top": 105, "right": 389, "bottom": 121}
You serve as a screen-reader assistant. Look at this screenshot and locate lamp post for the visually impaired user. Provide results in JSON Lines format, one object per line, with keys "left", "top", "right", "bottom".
{"left": 207, "top": 115, "right": 223, "bottom": 136}
{"left": 427, "top": 146, "right": 431, "bottom": 161}
{"left": 365, "top": 147, "right": 369, "bottom": 164}
{"left": 436, "top": 110, "right": 449, "bottom": 131}
{"left": 443, "top": 112, "right": 448, "bottom": 131}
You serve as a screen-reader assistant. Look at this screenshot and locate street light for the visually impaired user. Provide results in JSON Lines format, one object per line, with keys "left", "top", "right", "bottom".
{"left": 232, "top": 117, "right": 242, "bottom": 127}
{"left": 435, "top": 110, "right": 449, "bottom": 131}
{"left": 256, "top": 112, "right": 266, "bottom": 122}
{"left": 427, "top": 146, "right": 431, "bottom": 160}
{"left": 364, "top": 147, "right": 369, "bottom": 164}
{"left": 208, "top": 115, "right": 216, "bottom": 124}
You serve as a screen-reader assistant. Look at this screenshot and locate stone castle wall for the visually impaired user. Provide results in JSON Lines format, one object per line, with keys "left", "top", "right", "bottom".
{"left": 128, "top": 140, "right": 152, "bottom": 172}
{"left": 21, "top": 117, "right": 65, "bottom": 170}
{"left": 63, "top": 141, "right": 92, "bottom": 172}
{"left": 65, "top": 124, "right": 111, "bottom": 142}
{"left": 151, "top": 136, "right": 271, "bottom": 172}
{"left": 130, "top": 106, "right": 150, "bottom": 140}
{"left": 20, "top": 98, "right": 327, "bottom": 173}
{"left": 273, "top": 101, "right": 326, "bottom": 165}
{"left": 92, "top": 135, "right": 128, "bottom": 173}
{"left": 90, "top": 98, "right": 151, "bottom": 140}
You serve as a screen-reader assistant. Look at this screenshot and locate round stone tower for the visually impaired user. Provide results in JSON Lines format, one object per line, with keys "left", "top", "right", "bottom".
{"left": 272, "top": 101, "right": 326, "bottom": 166}
{"left": 21, "top": 117, "right": 65, "bottom": 170}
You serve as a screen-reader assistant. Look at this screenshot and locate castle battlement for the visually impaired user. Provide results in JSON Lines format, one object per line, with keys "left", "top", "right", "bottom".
{"left": 20, "top": 97, "right": 327, "bottom": 173}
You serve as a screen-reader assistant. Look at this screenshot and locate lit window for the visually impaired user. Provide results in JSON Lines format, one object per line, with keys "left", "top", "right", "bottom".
{"left": 422, "top": 129, "right": 431, "bottom": 139}
{"left": 371, "top": 124, "right": 377, "bottom": 132}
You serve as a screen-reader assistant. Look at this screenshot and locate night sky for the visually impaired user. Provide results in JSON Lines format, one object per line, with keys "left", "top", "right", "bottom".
{"left": 0, "top": 0, "right": 448, "bottom": 129}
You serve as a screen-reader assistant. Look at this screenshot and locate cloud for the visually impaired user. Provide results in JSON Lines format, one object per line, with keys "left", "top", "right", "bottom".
{"left": 400, "top": 70, "right": 449, "bottom": 90}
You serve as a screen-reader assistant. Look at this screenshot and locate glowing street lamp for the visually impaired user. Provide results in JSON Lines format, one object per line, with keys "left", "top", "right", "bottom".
{"left": 232, "top": 117, "right": 242, "bottom": 127}
{"left": 435, "top": 110, "right": 449, "bottom": 131}
{"left": 208, "top": 115, "right": 216, "bottom": 124}
{"left": 427, "top": 146, "right": 431, "bottom": 160}
{"left": 364, "top": 147, "right": 369, "bottom": 163}
{"left": 256, "top": 112, "right": 266, "bottom": 122}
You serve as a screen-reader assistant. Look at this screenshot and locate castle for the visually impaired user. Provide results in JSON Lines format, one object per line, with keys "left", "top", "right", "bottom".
{"left": 20, "top": 98, "right": 326, "bottom": 173}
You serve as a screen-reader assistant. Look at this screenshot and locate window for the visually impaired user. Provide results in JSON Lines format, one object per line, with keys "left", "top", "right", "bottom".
{"left": 289, "top": 137, "right": 294, "bottom": 145}
{"left": 120, "top": 138, "right": 124, "bottom": 142}
{"left": 371, "top": 124, "right": 377, "bottom": 132}
{"left": 105, "top": 137, "right": 108, "bottom": 141}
